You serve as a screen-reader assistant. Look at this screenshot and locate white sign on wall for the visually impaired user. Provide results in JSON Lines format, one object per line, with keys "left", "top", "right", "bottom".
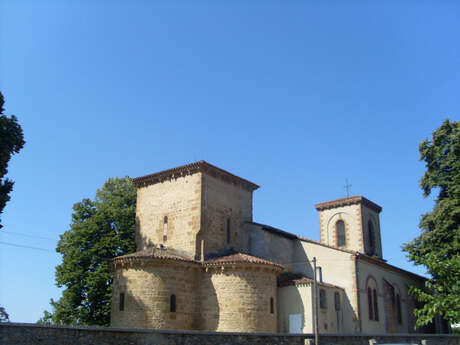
{"left": 289, "top": 313, "right": 302, "bottom": 334}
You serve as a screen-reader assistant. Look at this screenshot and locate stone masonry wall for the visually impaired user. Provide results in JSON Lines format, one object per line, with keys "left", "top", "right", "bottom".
{"left": 111, "top": 261, "right": 200, "bottom": 330}
{"left": 200, "top": 266, "right": 278, "bottom": 332}
{"left": 295, "top": 241, "right": 359, "bottom": 333}
{"left": 136, "top": 173, "right": 202, "bottom": 257}
{"left": 358, "top": 258, "right": 425, "bottom": 334}
{"left": 2, "top": 323, "right": 460, "bottom": 345}
{"left": 318, "top": 204, "right": 363, "bottom": 253}
{"left": 244, "top": 223, "right": 295, "bottom": 269}
{"left": 201, "top": 173, "right": 253, "bottom": 256}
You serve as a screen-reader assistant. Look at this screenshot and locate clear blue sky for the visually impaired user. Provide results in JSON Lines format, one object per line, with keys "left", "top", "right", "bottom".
{"left": 0, "top": 1, "right": 458, "bottom": 323}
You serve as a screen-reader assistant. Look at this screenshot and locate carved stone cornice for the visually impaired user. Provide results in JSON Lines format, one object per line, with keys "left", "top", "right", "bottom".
{"left": 133, "top": 160, "right": 259, "bottom": 191}
{"left": 315, "top": 196, "right": 382, "bottom": 213}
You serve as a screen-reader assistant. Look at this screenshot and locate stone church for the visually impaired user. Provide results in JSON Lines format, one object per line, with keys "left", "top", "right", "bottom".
{"left": 110, "top": 161, "right": 447, "bottom": 334}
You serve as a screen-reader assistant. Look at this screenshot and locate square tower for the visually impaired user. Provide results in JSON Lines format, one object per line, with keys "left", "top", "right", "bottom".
{"left": 133, "top": 161, "right": 259, "bottom": 259}
{"left": 315, "top": 196, "right": 383, "bottom": 258}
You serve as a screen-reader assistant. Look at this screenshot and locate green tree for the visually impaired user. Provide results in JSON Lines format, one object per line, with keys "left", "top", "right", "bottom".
{"left": 40, "top": 177, "right": 136, "bottom": 326}
{"left": 404, "top": 119, "right": 460, "bottom": 328}
{"left": 0, "top": 306, "right": 10, "bottom": 322}
{"left": 0, "top": 92, "right": 25, "bottom": 229}
{"left": 36, "top": 310, "right": 54, "bottom": 325}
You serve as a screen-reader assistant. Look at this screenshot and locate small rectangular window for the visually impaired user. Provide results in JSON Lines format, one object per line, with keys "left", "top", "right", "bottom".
{"left": 319, "top": 289, "right": 327, "bottom": 309}
{"left": 270, "top": 297, "right": 274, "bottom": 314}
{"left": 334, "top": 292, "right": 341, "bottom": 311}
{"left": 163, "top": 216, "right": 168, "bottom": 242}
{"left": 170, "top": 294, "right": 176, "bottom": 313}
{"left": 119, "top": 292, "right": 125, "bottom": 311}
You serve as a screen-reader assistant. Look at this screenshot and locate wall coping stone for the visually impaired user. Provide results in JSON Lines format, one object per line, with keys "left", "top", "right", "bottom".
{"left": 2, "top": 323, "right": 459, "bottom": 339}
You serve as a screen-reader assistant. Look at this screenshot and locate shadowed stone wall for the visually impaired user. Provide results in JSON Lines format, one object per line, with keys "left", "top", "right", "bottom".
{"left": 201, "top": 173, "right": 254, "bottom": 256}
{"left": 200, "top": 266, "right": 278, "bottom": 332}
{"left": 2, "top": 323, "right": 460, "bottom": 345}
{"left": 111, "top": 261, "right": 200, "bottom": 330}
{"left": 135, "top": 173, "right": 202, "bottom": 255}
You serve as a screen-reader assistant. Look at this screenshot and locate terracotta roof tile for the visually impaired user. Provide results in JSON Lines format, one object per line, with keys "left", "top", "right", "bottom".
{"left": 314, "top": 195, "right": 382, "bottom": 213}
{"left": 133, "top": 160, "right": 259, "bottom": 191}
{"left": 250, "top": 221, "right": 423, "bottom": 280}
{"left": 111, "top": 248, "right": 197, "bottom": 268}
{"left": 205, "top": 253, "right": 283, "bottom": 270}
{"left": 247, "top": 221, "right": 298, "bottom": 239}
{"left": 357, "top": 253, "right": 427, "bottom": 281}
{"left": 247, "top": 221, "right": 358, "bottom": 255}
{"left": 278, "top": 272, "right": 344, "bottom": 290}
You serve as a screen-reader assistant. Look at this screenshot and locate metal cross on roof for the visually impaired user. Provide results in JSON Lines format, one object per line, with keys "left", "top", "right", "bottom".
{"left": 344, "top": 179, "right": 352, "bottom": 197}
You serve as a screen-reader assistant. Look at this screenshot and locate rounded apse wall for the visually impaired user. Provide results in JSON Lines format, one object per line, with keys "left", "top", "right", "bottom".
{"left": 200, "top": 265, "right": 279, "bottom": 332}
{"left": 111, "top": 260, "right": 199, "bottom": 330}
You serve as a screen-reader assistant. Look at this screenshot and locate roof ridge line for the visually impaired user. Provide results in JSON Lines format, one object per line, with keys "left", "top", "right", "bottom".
{"left": 133, "top": 160, "right": 259, "bottom": 191}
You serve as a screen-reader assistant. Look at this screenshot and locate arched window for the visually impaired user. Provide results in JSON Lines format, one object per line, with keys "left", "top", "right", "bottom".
{"left": 367, "top": 277, "right": 379, "bottom": 321}
{"left": 367, "top": 220, "right": 375, "bottom": 255}
{"left": 373, "top": 288, "right": 379, "bottom": 321}
{"left": 270, "top": 297, "right": 274, "bottom": 314}
{"left": 367, "top": 287, "right": 373, "bottom": 320}
{"left": 170, "top": 294, "right": 176, "bottom": 313}
{"left": 396, "top": 294, "right": 402, "bottom": 324}
{"left": 336, "top": 220, "right": 346, "bottom": 247}
{"left": 163, "top": 216, "right": 168, "bottom": 242}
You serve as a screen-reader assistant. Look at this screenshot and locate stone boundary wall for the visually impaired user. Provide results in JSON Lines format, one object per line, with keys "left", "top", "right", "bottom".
{"left": 1, "top": 323, "right": 459, "bottom": 345}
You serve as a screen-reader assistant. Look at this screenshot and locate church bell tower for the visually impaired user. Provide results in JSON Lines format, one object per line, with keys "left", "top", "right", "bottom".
{"left": 314, "top": 196, "right": 383, "bottom": 258}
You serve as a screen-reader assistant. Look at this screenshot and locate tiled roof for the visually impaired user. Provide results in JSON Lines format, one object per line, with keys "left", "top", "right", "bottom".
{"left": 248, "top": 221, "right": 358, "bottom": 255}
{"left": 250, "top": 220, "right": 424, "bottom": 280}
{"left": 133, "top": 160, "right": 259, "bottom": 191}
{"left": 247, "top": 221, "right": 298, "bottom": 240}
{"left": 111, "top": 248, "right": 197, "bottom": 267}
{"left": 314, "top": 196, "right": 382, "bottom": 213}
{"left": 204, "top": 253, "right": 283, "bottom": 270}
{"left": 357, "top": 253, "right": 427, "bottom": 281}
{"left": 278, "top": 272, "right": 344, "bottom": 290}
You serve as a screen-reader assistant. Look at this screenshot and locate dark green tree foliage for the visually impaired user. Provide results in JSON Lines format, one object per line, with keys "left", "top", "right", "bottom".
{"left": 404, "top": 119, "right": 460, "bottom": 327}
{"left": 0, "top": 92, "right": 25, "bottom": 229}
{"left": 0, "top": 306, "right": 10, "bottom": 322}
{"left": 43, "top": 177, "right": 136, "bottom": 326}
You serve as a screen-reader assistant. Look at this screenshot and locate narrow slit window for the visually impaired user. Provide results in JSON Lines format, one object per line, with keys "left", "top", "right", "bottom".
{"left": 270, "top": 297, "right": 274, "bottom": 314}
{"left": 373, "top": 288, "right": 379, "bottom": 321}
{"left": 368, "top": 287, "right": 373, "bottom": 320}
{"left": 396, "top": 294, "right": 402, "bottom": 324}
{"left": 319, "top": 289, "right": 327, "bottom": 309}
{"left": 226, "top": 218, "right": 231, "bottom": 244}
{"left": 170, "top": 294, "right": 176, "bottom": 313}
{"left": 119, "top": 292, "right": 125, "bottom": 311}
{"left": 367, "top": 221, "right": 375, "bottom": 255}
{"left": 334, "top": 292, "right": 341, "bottom": 311}
{"left": 163, "top": 216, "right": 168, "bottom": 242}
{"left": 336, "top": 220, "right": 346, "bottom": 247}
